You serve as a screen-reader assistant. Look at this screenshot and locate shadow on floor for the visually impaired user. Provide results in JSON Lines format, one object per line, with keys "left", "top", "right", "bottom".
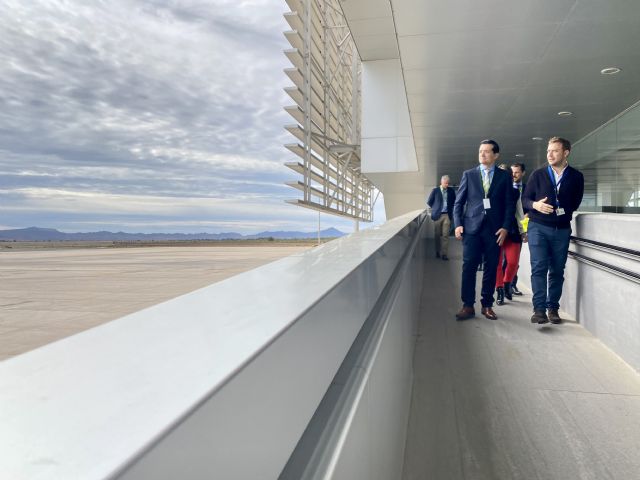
{"left": 402, "top": 240, "right": 640, "bottom": 480}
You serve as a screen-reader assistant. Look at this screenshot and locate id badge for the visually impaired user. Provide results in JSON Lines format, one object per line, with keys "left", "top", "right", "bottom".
{"left": 555, "top": 207, "right": 565, "bottom": 216}
{"left": 483, "top": 198, "right": 491, "bottom": 209}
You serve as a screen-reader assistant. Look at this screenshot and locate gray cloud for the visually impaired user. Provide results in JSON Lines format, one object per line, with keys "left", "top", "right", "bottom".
{"left": 0, "top": 0, "right": 381, "bottom": 233}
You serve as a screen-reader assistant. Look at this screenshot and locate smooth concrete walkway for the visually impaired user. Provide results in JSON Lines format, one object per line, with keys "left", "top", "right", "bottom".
{"left": 0, "top": 245, "right": 310, "bottom": 360}
{"left": 402, "top": 240, "right": 640, "bottom": 480}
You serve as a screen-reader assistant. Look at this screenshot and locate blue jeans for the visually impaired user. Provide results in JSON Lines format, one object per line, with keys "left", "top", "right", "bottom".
{"left": 527, "top": 222, "right": 571, "bottom": 311}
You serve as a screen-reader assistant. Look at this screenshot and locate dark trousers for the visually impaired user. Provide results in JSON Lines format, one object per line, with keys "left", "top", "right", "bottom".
{"left": 461, "top": 220, "right": 500, "bottom": 307}
{"left": 528, "top": 222, "right": 571, "bottom": 311}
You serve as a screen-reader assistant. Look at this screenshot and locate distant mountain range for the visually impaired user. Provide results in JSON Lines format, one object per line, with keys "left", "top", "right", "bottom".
{"left": 0, "top": 226, "right": 346, "bottom": 242}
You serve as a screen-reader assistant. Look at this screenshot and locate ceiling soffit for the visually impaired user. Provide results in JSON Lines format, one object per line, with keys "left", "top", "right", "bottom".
{"left": 341, "top": 0, "right": 640, "bottom": 190}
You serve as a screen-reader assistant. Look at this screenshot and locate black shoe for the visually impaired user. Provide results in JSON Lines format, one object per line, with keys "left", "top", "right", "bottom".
{"left": 547, "top": 309, "right": 562, "bottom": 324}
{"left": 496, "top": 287, "right": 505, "bottom": 305}
{"left": 531, "top": 310, "right": 549, "bottom": 324}
{"left": 436, "top": 252, "right": 440, "bottom": 258}
{"left": 511, "top": 283, "right": 523, "bottom": 296}
{"left": 504, "top": 283, "right": 513, "bottom": 301}
{"left": 442, "top": 255, "right": 449, "bottom": 261}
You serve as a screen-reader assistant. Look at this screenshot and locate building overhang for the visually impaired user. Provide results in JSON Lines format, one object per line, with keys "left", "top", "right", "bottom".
{"left": 341, "top": 0, "right": 640, "bottom": 216}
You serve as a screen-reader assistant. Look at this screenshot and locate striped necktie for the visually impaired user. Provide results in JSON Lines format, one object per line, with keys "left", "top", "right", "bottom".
{"left": 482, "top": 169, "right": 490, "bottom": 195}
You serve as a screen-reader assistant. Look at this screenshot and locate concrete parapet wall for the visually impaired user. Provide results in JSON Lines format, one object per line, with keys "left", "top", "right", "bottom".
{"left": 0, "top": 211, "right": 427, "bottom": 480}
{"left": 520, "top": 213, "right": 640, "bottom": 372}
{"left": 564, "top": 213, "right": 640, "bottom": 372}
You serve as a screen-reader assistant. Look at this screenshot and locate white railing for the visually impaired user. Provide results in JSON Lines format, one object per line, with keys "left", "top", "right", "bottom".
{"left": 0, "top": 210, "right": 427, "bottom": 480}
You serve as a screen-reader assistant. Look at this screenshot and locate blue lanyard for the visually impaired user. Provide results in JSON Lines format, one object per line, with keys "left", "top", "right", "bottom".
{"left": 547, "top": 166, "right": 565, "bottom": 207}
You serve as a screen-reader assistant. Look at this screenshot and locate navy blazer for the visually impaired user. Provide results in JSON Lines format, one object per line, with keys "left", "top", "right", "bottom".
{"left": 453, "top": 166, "right": 515, "bottom": 235}
{"left": 427, "top": 186, "right": 456, "bottom": 221}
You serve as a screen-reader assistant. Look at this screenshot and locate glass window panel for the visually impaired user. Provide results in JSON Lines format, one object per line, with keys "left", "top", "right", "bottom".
{"left": 573, "top": 101, "right": 640, "bottom": 213}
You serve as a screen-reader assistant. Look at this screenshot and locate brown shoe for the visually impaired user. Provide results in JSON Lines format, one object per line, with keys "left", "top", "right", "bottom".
{"left": 455, "top": 306, "right": 475, "bottom": 320}
{"left": 481, "top": 307, "right": 498, "bottom": 320}
{"left": 531, "top": 310, "right": 548, "bottom": 324}
{"left": 547, "top": 309, "right": 562, "bottom": 324}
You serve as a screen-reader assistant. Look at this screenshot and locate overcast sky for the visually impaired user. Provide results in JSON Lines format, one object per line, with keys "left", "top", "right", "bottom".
{"left": 0, "top": 0, "right": 384, "bottom": 234}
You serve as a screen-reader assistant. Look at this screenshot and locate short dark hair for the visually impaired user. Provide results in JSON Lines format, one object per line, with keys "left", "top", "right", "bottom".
{"left": 480, "top": 139, "right": 500, "bottom": 153}
{"left": 548, "top": 136, "right": 571, "bottom": 151}
{"left": 511, "top": 162, "right": 525, "bottom": 172}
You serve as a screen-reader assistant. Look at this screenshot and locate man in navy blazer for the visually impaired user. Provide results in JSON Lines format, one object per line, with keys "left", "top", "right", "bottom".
{"left": 427, "top": 174, "right": 456, "bottom": 260}
{"left": 453, "top": 139, "right": 515, "bottom": 320}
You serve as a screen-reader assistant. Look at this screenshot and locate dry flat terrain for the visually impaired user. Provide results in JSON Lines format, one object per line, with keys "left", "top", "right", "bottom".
{"left": 0, "top": 243, "right": 314, "bottom": 360}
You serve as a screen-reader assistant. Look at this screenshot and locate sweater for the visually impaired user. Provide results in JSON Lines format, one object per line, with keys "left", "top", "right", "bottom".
{"left": 522, "top": 164, "right": 584, "bottom": 229}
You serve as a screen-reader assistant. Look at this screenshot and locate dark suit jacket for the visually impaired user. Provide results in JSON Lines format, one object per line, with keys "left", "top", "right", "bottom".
{"left": 507, "top": 182, "right": 526, "bottom": 243}
{"left": 427, "top": 186, "right": 456, "bottom": 221}
{"left": 517, "top": 182, "right": 527, "bottom": 214}
{"left": 453, "top": 166, "right": 515, "bottom": 235}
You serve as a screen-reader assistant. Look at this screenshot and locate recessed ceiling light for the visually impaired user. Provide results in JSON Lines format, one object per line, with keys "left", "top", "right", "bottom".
{"left": 515, "top": 153, "right": 525, "bottom": 157}
{"left": 601, "top": 67, "right": 621, "bottom": 75}
{"left": 558, "top": 111, "right": 573, "bottom": 116}
{"left": 532, "top": 137, "right": 543, "bottom": 141}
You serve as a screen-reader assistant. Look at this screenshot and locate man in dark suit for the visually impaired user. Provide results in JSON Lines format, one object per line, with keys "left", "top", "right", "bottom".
{"left": 509, "top": 163, "right": 527, "bottom": 296}
{"left": 453, "top": 139, "right": 515, "bottom": 320}
{"left": 496, "top": 162, "right": 528, "bottom": 305}
{"left": 427, "top": 174, "right": 456, "bottom": 260}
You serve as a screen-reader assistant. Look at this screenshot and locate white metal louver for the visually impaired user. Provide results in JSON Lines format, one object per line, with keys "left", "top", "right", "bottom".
{"left": 283, "top": 0, "right": 374, "bottom": 222}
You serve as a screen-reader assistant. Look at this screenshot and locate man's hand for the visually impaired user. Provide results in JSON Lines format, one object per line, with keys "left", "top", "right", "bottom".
{"left": 455, "top": 226, "right": 464, "bottom": 240}
{"left": 533, "top": 197, "right": 554, "bottom": 214}
{"left": 495, "top": 228, "right": 507, "bottom": 246}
